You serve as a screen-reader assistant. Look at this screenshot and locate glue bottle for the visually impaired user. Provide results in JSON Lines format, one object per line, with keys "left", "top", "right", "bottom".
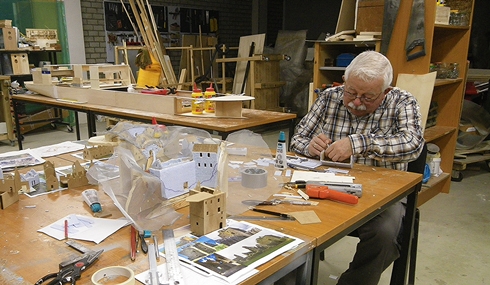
{"left": 191, "top": 85, "right": 204, "bottom": 115}
{"left": 82, "top": 189, "right": 102, "bottom": 213}
{"left": 275, "top": 131, "right": 287, "bottom": 169}
{"left": 204, "top": 83, "right": 216, "bottom": 113}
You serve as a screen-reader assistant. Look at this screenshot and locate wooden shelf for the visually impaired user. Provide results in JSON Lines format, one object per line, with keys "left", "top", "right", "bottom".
{"left": 434, "top": 78, "right": 463, "bottom": 87}
{"left": 419, "top": 173, "right": 450, "bottom": 206}
{"left": 424, "top": 125, "right": 457, "bottom": 142}
{"left": 319, "top": 66, "right": 346, "bottom": 71}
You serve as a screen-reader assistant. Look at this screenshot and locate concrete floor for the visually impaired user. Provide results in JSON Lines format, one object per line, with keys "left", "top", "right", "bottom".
{"left": 1, "top": 122, "right": 489, "bottom": 285}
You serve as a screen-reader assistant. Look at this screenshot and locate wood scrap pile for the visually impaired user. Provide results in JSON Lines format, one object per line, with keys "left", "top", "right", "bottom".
{"left": 122, "top": 0, "right": 177, "bottom": 86}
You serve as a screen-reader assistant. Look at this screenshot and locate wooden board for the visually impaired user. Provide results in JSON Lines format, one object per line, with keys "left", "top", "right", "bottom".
{"left": 232, "top": 34, "right": 266, "bottom": 95}
{"left": 10, "top": 53, "right": 29, "bottom": 75}
{"left": 396, "top": 72, "right": 437, "bottom": 132}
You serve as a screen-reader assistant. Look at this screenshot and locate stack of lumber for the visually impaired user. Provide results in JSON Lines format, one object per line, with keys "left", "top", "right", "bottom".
{"left": 124, "top": 0, "right": 177, "bottom": 86}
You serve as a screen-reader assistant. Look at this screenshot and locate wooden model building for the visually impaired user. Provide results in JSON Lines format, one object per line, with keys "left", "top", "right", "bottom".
{"left": 66, "top": 161, "right": 89, "bottom": 189}
{"left": 83, "top": 145, "right": 114, "bottom": 160}
{"left": 43, "top": 161, "right": 59, "bottom": 190}
{"left": 0, "top": 170, "right": 23, "bottom": 209}
{"left": 187, "top": 186, "right": 226, "bottom": 236}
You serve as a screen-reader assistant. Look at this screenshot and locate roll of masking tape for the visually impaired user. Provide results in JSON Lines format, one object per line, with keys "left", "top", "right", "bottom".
{"left": 241, "top": 167, "right": 268, "bottom": 188}
{"left": 92, "top": 266, "right": 135, "bottom": 285}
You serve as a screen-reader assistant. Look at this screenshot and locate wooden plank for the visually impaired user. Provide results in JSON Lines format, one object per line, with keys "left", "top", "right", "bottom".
{"left": 232, "top": 34, "right": 266, "bottom": 95}
{"left": 396, "top": 72, "right": 437, "bottom": 132}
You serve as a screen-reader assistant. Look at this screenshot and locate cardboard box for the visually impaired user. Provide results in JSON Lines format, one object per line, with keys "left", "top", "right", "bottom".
{"left": 0, "top": 27, "right": 17, "bottom": 50}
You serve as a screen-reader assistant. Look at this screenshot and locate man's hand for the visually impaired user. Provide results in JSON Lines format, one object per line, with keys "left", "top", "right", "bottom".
{"left": 324, "top": 137, "right": 353, "bottom": 161}
{"left": 308, "top": 134, "right": 332, "bottom": 157}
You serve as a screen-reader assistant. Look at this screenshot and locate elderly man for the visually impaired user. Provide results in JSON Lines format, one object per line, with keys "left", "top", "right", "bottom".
{"left": 291, "top": 51, "right": 424, "bottom": 285}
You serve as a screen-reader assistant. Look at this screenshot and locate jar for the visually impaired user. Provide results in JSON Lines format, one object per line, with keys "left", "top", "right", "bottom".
{"left": 448, "top": 62, "right": 460, "bottom": 79}
{"left": 434, "top": 62, "right": 448, "bottom": 79}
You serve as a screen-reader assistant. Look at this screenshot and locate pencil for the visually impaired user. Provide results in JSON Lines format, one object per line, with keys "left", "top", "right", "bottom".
{"left": 64, "top": 219, "right": 68, "bottom": 240}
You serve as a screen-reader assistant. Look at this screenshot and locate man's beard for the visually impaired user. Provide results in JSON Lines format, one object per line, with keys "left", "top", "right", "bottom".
{"left": 347, "top": 101, "right": 367, "bottom": 111}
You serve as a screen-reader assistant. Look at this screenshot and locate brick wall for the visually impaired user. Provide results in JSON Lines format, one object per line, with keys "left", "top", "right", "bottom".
{"left": 80, "top": 0, "right": 252, "bottom": 64}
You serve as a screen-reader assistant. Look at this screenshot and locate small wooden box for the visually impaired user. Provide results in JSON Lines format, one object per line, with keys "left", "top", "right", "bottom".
{"left": 10, "top": 53, "right": 30, "bottom": 75}
{"left": 435, "top": 6, "right": 451, "bottom": 25}
{"left": 0, "top": 20, "right": 12, "bottom": 28}
{"left": 0, "top": 27, "right": 17, "bottom": 50}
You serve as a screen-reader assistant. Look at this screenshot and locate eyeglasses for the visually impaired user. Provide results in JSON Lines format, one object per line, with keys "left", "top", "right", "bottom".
{"left": 343, "top": 87, "right": 383, "bottom": 103}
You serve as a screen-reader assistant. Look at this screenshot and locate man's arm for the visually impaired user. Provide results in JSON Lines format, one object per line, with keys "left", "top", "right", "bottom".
{"left": 349, "top": 91, "right": 425, "bottom": 163}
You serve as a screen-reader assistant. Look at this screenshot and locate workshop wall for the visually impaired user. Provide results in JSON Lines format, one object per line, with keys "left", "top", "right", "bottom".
{"left": 80, "top": 0, "right": 252, "bottom": 64}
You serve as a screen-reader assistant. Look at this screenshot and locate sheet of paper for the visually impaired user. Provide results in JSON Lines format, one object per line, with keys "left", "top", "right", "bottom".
{"left": 135, "top": 263, "right": 258, "bottom": 285}
{"left": 38, "top": 214, "right": 129, "bottom": 244}
{"left": 31, "top": 141, "right": 86, "bottom": 157}
{"left": 0, "top": 149, "right": 45, "bottom": 170}
{"left": 290, "top": 170, "right": 354, "bottom": 183}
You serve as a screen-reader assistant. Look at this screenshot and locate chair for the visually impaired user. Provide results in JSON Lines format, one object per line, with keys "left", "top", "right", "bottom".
{"left": 320, "top": 143, "right": 427, "bottom": 285}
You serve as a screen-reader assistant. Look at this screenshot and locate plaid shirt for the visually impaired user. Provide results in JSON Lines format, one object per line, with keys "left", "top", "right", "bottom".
{"left": 290, "top": 85, "right": 425, "bottom": 171}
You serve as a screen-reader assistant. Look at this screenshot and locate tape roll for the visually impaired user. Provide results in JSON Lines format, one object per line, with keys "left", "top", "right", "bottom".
{"left": 241, "top": 167, "right": 268, "bottom": 188}
{"left": 92, "top": 266, "right": 135, "bottom": 285}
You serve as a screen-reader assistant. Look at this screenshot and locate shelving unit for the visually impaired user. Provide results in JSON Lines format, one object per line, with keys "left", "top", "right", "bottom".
{"left": 311, "top": 1, "right": 474, "bottom": 206}
{"left": 311, "top": 40, "right": 381, "bottom": 92}
{"left": 0, "top": 75, "right": 15, "bottom": 145}
{"left": 386, "top": 0, "right": 474, "bottom": 206}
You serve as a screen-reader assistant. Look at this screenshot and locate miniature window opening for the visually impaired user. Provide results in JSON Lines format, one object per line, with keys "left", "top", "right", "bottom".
{"left": 207, "top": 153, "right": 210, "bottom": 157}
{"left": 200, "top": 153, "right": 203, "bottom": 157}
{"left": 218, "top": 207, "right": 221, "bottom": 212}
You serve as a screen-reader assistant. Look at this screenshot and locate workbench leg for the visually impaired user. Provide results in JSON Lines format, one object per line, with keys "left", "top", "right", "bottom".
{"left": 74, "top": 112, "right": 81, "bottom": 140}
{"left": 13, "top": 100, "right": 23, "bottom": 150}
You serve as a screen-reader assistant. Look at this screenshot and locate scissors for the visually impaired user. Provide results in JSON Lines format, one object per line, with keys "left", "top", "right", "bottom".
{"left": 35, "top": 249, "right": 103, "bottom": 285}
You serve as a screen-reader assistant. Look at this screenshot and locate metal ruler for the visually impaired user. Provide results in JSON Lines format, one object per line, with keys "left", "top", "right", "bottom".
{"left": 146, "top": 243, "right": 162, "bottom": 285}
{"left": 162, "top": 229, "right": 185, "bottom": 285}
{"left": 66, "top": 240, "right": 92, "bottom": 253}
{"left": 227, "top": 215, "right": 295, "bottom": 221}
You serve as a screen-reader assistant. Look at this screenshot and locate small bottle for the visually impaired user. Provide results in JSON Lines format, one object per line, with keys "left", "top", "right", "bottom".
{"left": 275, "top": 131, "right": 287, "bottom": 169}
{"left": 191, "top": 85, "right": 204, "bottom": 115}
{"left": 204, "top": 83, "right": 216, "bottom": 113}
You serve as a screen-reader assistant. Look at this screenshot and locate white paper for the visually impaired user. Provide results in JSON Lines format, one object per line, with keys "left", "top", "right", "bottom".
{"left": 38, "top": 214, "right": 129, "bottom": 244}
{"left": 290, "top": 170, "right": 354, "bottom": 183}
{"left": 31, "top": 141, "right": 86, "bottom": 157}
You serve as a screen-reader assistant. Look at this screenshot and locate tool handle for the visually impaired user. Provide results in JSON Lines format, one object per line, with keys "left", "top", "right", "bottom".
{"left": 325, "top": 189, "right": 358, "bottom": 204}
{"left": 139, "top": 232, "right": 148, "bottom": 254}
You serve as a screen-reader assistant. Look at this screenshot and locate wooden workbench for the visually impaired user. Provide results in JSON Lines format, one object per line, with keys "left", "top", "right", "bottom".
{"left": 0, "top": 149, "right": 421, "bottom": 285}
{"left": 11, "top": 94, "right": 297, "bottom": 150}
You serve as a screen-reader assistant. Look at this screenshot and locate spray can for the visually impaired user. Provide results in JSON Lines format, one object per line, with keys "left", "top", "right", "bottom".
{"left": 204, "top": 83, "right": 216, "bottom": 113}
{"left": 191, "top": 86, "right": 204, "bottom": 115}
{"left": 275, "top": 131, "right": 287, "bottom": 169}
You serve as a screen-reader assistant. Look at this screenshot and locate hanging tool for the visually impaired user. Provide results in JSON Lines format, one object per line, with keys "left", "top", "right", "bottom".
{"left": 405, "top": 0, "right": 426, "bottom": 61}
{"left": 380, "top": 0, "right": 402, "bottom": 55}
{"left": 305, "top": 184, "right": 358, "bottom": 205}
{"left": 35, "top": 250, "right": 103, "bottom": 284}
